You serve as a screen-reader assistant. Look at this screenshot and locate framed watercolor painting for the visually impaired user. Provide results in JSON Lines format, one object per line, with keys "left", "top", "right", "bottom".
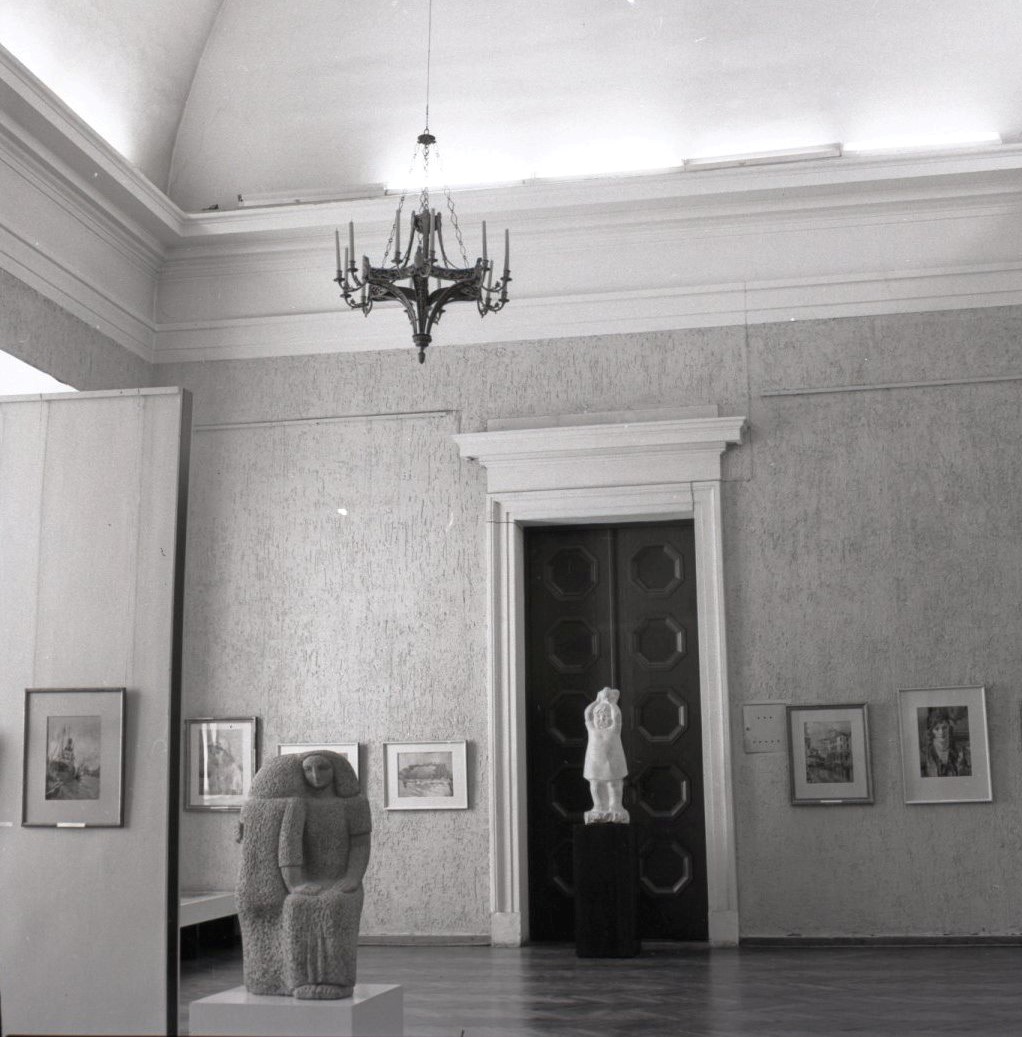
{"left": 898, "top": 686, "right": 990, "bottom": 804}
{"left": 185, "top": 716, "right": 258, "bottom": 811}
{"left": 384, "top": 741, "right": 468, "bottom": 810}
{"left": 23, "top": 687, "right": 126, "bottom": 827}
{"left": 786, "top": 703, "right": 873, "bottom": 805}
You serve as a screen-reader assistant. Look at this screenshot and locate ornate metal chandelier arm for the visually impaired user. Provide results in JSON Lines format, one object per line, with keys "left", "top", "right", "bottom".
{"left": 479, "top": 264, "right": 511, "bottom": 307}
{"left": 423, "top": 280, "right": 479, "bottom": 332}
{"left": 429, "top": 263, "right": 482, "bottom": 283}
{"left": 477, "top": 284, "right": 510, "bottom": 315}
{"left": 367, "top": 281, "right": 419, "bottom": 328}
{"left": 334, "top": 266, "right": 371, "bottom": 313}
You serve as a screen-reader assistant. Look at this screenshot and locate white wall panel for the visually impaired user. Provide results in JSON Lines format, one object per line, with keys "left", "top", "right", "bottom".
{"left": 0, "top": 388, "right": 189, "bottom": 1035}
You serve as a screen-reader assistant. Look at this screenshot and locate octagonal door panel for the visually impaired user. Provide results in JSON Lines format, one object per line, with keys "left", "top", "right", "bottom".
{"left": 525, "top": 523, "right": 707, "bottom": 944}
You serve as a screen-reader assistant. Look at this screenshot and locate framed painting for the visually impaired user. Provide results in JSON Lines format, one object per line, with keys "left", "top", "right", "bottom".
{"left": 384, "top": 741, "right": 468, "bottom": 810}
{"left": 278, "top": 742, "right": 360, "bottom": 779}
{"left": 185, "top": 717, "right": 258, "bottom": 811}
{"left": 23, "top": 687, "right": 126, "bottom": 827}
{"left": 898, "top": 686, "right": 991, "bottom": 804}
{"left": 786, "top": 703, "right": 873, "bottom": 805}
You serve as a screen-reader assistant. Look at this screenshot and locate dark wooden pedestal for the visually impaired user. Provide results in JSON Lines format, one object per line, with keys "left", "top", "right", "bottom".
{"left": 573, "top": 823, "right": 640, "bottom": 958}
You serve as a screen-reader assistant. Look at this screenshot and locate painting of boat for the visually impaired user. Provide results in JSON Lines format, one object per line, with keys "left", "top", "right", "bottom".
{"left": 45, "top": 715, "right": 101, "bottom": 800}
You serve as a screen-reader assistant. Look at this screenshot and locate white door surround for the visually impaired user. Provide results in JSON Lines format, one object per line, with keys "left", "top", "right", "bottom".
{"left": 454, "top": 407, "right": 747, "bottom": 947}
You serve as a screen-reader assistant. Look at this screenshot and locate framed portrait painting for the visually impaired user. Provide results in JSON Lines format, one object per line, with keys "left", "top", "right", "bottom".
{"left": 898, "top": 686, "right": 990, "bottom": 804}
{"left": 278, "top": 742, "right": 360, "bottom": 780}
{"left": 23, "top": 687, "right": 126, "bottom": 827}
{"left": 786, "top": 703, "right": 873, "bottom": 805}
{"left": 384, "top": 741, "right": 468, "bottom": 810}
{"left": 185, "top": 717, "right": 258, "bottom": 811}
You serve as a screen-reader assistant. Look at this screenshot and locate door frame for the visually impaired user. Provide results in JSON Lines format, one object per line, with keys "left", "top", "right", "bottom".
{"left": 455, "top": 408, "right": 746, "bottom": 947}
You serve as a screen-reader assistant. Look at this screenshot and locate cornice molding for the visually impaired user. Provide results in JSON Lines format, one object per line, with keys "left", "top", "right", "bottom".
{"left": 151, "top": 261, "right": 1022, "bottom": 364}
{"left": 0, "top": 45, "right": 184, "bottom": 241}
{"left": 4, "top": 42, "right": 1022, "bottom": 366}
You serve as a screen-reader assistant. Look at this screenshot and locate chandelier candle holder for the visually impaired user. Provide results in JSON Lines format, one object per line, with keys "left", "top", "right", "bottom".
{"left": 334, "top": 134, "right": 510, "bottom": 364}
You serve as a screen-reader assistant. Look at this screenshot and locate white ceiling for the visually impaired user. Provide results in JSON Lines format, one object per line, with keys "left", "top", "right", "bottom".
{"left": 3, "top": 0, "right": 1022, "bottom": 213}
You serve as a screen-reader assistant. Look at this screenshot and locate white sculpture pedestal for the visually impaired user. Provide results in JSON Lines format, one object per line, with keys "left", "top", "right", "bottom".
{"left": 189, "top": 984, "right": 403, "bottom": 1036}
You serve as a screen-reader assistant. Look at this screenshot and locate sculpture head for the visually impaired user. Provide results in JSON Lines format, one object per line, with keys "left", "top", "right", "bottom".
{"left": 249, "top": 750, "right": 361, "bottom": 799}
{"left": 302, "top": 754, "right": 333, "bottom": 789}
{"left": 597, "top": 687, "right": 620, "bottom": 705}
{"left": 592, "top": 687, "right": 621, "bottom": 729}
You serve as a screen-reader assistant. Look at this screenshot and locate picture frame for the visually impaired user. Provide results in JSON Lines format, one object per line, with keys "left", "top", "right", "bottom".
{"left": 185, "top": 717, "right": 258, "bottom": 811}
{"left": 384, "top": 740, "right": 468, "bottom": 810}
{"left": 23, "top": 687, "right": 126, "bottom": 827}
{"left": 786, "top": 703, "right": 873, "bottom": 805}
{"left": 278, "top": 742, "right": 360, "bottom": 780}
{"left": 898, "top": 686, "right": 991, "bottom": 804}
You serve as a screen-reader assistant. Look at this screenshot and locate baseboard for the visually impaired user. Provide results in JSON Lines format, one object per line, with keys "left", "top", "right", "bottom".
{"left": 358, "top": 934, "right": 491, "bottom": 946}
{"left": 741, "top": 935, "right": 1022, "bottom": 947}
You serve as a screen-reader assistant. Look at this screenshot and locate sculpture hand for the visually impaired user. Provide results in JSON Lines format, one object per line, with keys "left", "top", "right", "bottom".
{"left": 295, "top": 881, "right": 323, "bottom": 895}
{"left": 337, "top": 878, "right": 361, "bottom": 894}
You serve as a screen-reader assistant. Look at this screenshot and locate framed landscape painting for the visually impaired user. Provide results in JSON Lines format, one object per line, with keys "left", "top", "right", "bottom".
{"left": 278, "top": 742, "right": 360, "bottom": 780}
{"left": 23, "top": 687, "right": 126, "bottom": 827}
{"left": 898, "top": 686, "right": 991, "bottom": 804}
{"left": 786, "top": 703, "right": 873, "bottom": 805}
{"left": 384, "top": 741, "right": 468, "bottom": 810}
{"left": 185, "top": 717, "right": 258, "bottom": 811}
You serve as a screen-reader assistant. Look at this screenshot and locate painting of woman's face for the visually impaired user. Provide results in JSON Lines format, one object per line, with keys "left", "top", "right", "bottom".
{"left": 930, "top": 720, "right": 951, "bottom": 751}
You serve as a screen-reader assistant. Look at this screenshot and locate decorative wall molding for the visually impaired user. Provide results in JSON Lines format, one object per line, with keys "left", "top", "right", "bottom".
{"left": 4, "top": 41, "right": 1022, "bottom": 366}
{"left": 152, "top": 261, "right": 1022, "bottom": 364}
{"left": 453, "top": 410, "right": 747, "bottom": 947}
{"left": 0, "top": 61, "right": 168, "bottom": 360}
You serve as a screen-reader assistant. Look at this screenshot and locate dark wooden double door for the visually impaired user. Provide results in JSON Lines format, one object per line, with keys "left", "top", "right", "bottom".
{"left": 525, "top": 522, "right": 708, "bottom": 942}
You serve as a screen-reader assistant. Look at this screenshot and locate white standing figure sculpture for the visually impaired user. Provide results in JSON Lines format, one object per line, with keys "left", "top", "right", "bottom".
{"left": 583, "top": 687, "right": 629, "bottom": 824}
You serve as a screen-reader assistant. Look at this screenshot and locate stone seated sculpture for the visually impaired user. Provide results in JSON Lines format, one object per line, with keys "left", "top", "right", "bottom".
{"left": 584, "top": 687, "right": 629, "bottom": 825}
{"left": 237, "top": 751, "right": 371, "bottom": 999}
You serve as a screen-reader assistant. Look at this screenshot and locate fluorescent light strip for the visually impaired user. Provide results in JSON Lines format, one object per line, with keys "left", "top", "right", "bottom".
{"left": 843, "top": 133, "right": 1002, "bottom": 155}
{"left": 372, "top": 133, "right": 1006, "bottom": 199}
{"left": 684, "top": 144, "right": 842, "bottom": 172}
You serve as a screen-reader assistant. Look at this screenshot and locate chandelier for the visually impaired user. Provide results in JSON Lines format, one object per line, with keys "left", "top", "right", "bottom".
{"left": 333, "top": 3, "right": 511, "bottom": 364}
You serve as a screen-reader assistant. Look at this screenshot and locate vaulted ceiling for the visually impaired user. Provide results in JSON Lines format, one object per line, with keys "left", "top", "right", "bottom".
{"left": 3, "top": 0, "right": 1022, "bottom": 212}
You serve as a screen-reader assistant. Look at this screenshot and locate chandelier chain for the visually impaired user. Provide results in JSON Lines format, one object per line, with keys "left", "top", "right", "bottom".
{"left": 418, "top": 141, "right": 430, "bottom": 213}
{"left": 424, "top": 0, "right": 433, "bottom": 131}
{"left": 432, "top": 140, "right": 468, "bottom": 265}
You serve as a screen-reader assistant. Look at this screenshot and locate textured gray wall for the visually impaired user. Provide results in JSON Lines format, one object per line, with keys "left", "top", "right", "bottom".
{"left": 730, "top": 310, "right": 1022, "bottom": 937}
{"left": 164, "top": 307, "right": 1022, "bottom": 939}
{"left": 0, "top": 267, "right": 154, "bottom": 390}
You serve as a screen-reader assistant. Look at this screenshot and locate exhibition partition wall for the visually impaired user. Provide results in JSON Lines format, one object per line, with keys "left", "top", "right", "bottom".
{"left": 0, "top": 388, "right": 191, "bottom": 1036}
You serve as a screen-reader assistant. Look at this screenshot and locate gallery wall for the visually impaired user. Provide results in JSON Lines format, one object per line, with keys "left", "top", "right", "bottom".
{"left": 727, "top": 308, "right": 1022, "bottom": 937}
{"left": 163, "top": 303, "right": 1022, "bottom": 940}
{"left": 0, "top": 388, "right": 190, "bottom": 1035}
{"left": 0, "top": 267, "right": 154, "bottom": 390}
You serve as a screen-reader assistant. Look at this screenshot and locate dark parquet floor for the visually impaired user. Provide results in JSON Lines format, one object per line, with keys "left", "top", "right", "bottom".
{"left": 180, "top": 942, "right": 1022, "bottom": 1036}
